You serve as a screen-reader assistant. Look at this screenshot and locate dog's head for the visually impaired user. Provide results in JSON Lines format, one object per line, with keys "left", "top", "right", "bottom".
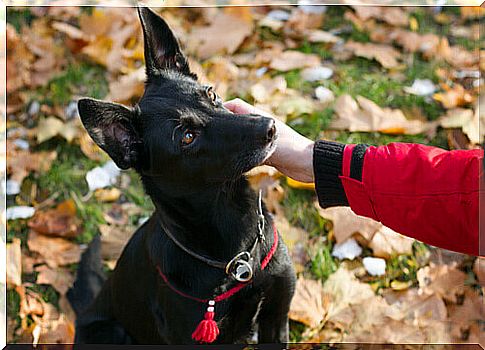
{"left": 78, "top": 7, "right": 276, "bottom": 194}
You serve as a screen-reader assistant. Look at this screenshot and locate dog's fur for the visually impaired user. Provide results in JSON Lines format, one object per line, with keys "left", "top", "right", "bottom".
{"left": 68, "top": 7, "right": 296, "bottom": 345}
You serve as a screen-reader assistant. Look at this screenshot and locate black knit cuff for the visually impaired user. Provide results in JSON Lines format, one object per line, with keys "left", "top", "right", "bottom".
{"left": 313, "top": 140, "right": 348, "bottom": 208}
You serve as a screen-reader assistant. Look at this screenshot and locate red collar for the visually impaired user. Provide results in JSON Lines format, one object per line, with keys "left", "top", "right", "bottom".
{"left": 156, "top": 223, "right": 279, "bottom": 343}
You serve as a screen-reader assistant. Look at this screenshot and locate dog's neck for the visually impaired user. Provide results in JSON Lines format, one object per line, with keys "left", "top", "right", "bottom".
{"left": 144, "top": 176, "right": 264, "bottom": 262}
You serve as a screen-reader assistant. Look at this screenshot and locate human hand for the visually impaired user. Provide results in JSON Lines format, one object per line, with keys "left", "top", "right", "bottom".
{"left": 224, "top": 99, "right": 314, "bottom": 183}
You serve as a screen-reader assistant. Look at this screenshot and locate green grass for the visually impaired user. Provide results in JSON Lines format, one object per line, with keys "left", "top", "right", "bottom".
{"left": 34, "top": 62, "right": 109, "bottom": 106}
{"left": 364, "top": 242, "right": 430, "bottom": 291}
{"left": 311, "top": 241, "right": 338, "bottom": 281}
{"left": 7, "top": 7, "right": 34, "bottom": 32}
{"left": 289, "top": 320, "right": 307, "bottom": 342}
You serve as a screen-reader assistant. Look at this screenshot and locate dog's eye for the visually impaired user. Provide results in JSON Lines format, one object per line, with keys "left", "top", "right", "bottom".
{"left": 206, "top": 86, "right": 218, "bottom": 105}
{"left": 182, "top": 131, "right": 195, "bottom": 145}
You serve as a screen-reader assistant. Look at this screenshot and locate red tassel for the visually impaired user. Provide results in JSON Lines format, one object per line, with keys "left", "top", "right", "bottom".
{"left": 192, "top": 311, "right": 219, "bottom": 343}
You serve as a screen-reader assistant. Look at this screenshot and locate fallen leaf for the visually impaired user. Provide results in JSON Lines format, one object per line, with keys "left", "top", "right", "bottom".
{"left": 36, "top": 117, "right": 80, "bottom": 144}
{"left": 187, "top": 12, "right": 253, "bottom": 60}
{"left": 99, "top": 224, "right": 134, "bottom": 260}
{"left": 6, "top": 23, "right": 33, "bottom": 93}
{"left": 269, "top": 50, "right": 320, "bottom": 72}
{"left": 344, "top": 41, "right": 401, "bottom": 69}
{"left": 27, "top": 231, "right": 82, "bottom": 268}
{"left": 35, "top": 265, "right": 74, "bottom": 295}
{"left": 433, "top": 84, "right": 474, "bottom": 109}
{"left": 351, "top": 6, "right": 409, "bottom": 27}
{"left": 6, "top": 238, "right": 22, "bottom": 287}
{"left": 289, "top": 277, "right": 327, "bottom": 328}
{"left": 250, "top": 76, "right": 287, "bottom": 103}
{"left": 417, "top": 263, "right": 467, "bottom": 303}
{"left": 330, "top": 94, "right": 428, "bottom": 135}
{"left": 52, "top": 21, "right": 88, "bottom": 41}
{"left": 79, "top": 131, "right": 106, "bottom": 161}
{"left": 323, "top": 267, "right": 375, "bottom": 324}
{"left": 315, "top": 205, "right": 381, "bottom": 243}
{"left": 94, "top": 188, "right": 122, "bottom": 202}
{"left": 106, "top": 67, "right": 145, "bottom": 103}
{"left": 274, "top": 215, "right": 309, "bottom": 273}
{"left": 460, "top": 6, "right": 485, "bottom": 19}
{"left": 439, "top": 108, "right": 482, "bottom": 144}
{"left": 28, "top": 199, "right": 81, "bottom": 238}
{"left": 286, "top": 177, "right": 315, "bottom": 190}
{"left": 306, "top": 30, "right": 340, "bottom": 44}
{"left": 368, "top": 226, "right": 414, "bottom": 259}
{"left": 473, "top": 258, "right": 485, "bottom": 287}
{"left": 7, "top": 147, "right": 57, "bottom": 184}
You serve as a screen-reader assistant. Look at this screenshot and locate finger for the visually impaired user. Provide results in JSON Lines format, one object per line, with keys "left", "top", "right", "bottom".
{"left": 224, "top": 98, "right": 253, "bottom": 114}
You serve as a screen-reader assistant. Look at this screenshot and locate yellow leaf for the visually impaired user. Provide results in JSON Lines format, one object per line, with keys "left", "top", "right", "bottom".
{"left": 390, "top": 280, "right": 412, "bottom": 290}
{"left": 286, "top": 177, "right": 315, "bottom": 190}
{"left": 409, "top": 17, "right": 418, "bottom": 32}
{"left": 94, "top": 188, "right": 122, "bottom": 203}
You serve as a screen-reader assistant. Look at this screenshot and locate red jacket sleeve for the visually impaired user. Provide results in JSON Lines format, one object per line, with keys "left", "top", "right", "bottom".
{"left": 313, "top": 141, "right": 483, "bottom": 256}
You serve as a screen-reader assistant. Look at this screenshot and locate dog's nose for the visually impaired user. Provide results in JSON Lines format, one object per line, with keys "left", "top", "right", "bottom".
{"left": 265, "top": 119, "right": 276, "bottom": 143}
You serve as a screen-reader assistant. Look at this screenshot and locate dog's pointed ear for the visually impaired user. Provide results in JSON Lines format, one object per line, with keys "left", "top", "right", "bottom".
{"left": 137, "top": 7, "right": 196, "bottom": 79}
{"left": 78, "top": 98, "right": 141, "bottom": 170}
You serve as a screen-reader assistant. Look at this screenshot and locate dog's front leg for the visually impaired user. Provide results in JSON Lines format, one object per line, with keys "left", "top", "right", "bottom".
{"left": 257, "top": 269, "right": 296, "bottom": 344}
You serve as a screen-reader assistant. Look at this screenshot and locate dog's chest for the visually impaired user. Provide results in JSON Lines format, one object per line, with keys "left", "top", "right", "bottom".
{"left": 152, "top": 280, "right": 266, "bottom": 344}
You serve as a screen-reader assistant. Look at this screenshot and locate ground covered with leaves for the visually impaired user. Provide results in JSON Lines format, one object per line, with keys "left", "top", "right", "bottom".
{"left": 5, "top": 5, "right": 485, "bottom": 345}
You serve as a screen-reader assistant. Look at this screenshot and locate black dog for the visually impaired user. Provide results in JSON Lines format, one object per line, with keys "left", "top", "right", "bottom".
{"left": 68, "top": 7, "right": 296, "bottom": 345}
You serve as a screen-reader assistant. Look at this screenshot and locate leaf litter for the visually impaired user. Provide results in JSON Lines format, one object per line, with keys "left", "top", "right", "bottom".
{"left": 6, "top": 5, "right": 484, "bottom": 345}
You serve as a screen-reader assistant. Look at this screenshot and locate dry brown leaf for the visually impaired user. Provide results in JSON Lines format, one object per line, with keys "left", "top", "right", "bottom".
{"left": 434, "top": 84, "right": 475, "bottom": 109}
{"left": 36, "top": 117, "right": 81, "bottom": 144}
{"left": 368, "top": 226, "right": 414, "bottom": 259}
{"left": 439, "top": 108, "right": 482, "bottom": 144}
{"left": 187, "top": 12, "right": 253, "bottom": 60}
{"left": 6, "top": 23, "right": 33, "bottom": 93}
{"left": 323, "top": 267, "right": 375, "bottom": 324}
{"left": 460, "top": 6, "right": 485, "bottom": 19}
{"left": 22, "top": 18, "right": 66, "bottom": 87}
{"left": 106, "top": 67, "right": 145, "bottom": 103}
{"left": 330, "top": 94, "right": 428, "bottom": 135}
{"left": 204, "top": 57, "right": 240, "bottom": 99}
{"left": 250, "top": 76, "right": 287, "bottom": 103}
{"left": 7, "top": 145, "right": 57, "bottom": 185}
{"left": 473, "top": 258, "right": 485, "bottom": 287}
{"left": 344, "top": 41, "right": 401, "bottom": 69}
{"left": 448, "top": 287, "right": 485, "bottom": 343}
{"left": 79, "top": 131, "right": 106, "bottom": 161}
{"left": 81, "top": 36, "right": 113, "bottom": 67}
{"left": 35, "top": 265, "right": 75, "bottom": 295}
{"left": 289, "top": 277, "right": 327, "bottom": 328}
{"left": 6, "top": 238, "right": 22, "bottom": 287}
{"left": 28, "top": 199, "right": 81, "bottom": 239}
{"left": 27, "top": 231, "right": 82, "bottom": 268}
{"left": 274, "top": 215, "right": 308, "bottom": 273}
{"left": 315, "top": 205, "right": 381, "bottom": 243}
{"left": 306, "top": 30, "right": 340, "bottom": 44}
{"left": 99, "top": 224, "right": 134, "bottom": 260}
{"left": 269, "top": 50, "right": 320, "bottom": 72}
{"left": 417, "top": 263, "right": 467, "bottom": 303}
{"left": 284, "top": 9, "right": 324, "bottom": 35}
{"left": 52, "top": 21, "right": 88, "bottom": 41}
{"left": 37, "top": 313, "right": 75, "bottom": 344}
{"left": 351, "top": 6, "right": 409, "bottom": 27}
